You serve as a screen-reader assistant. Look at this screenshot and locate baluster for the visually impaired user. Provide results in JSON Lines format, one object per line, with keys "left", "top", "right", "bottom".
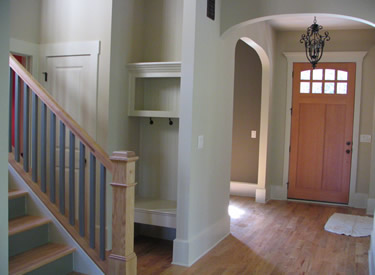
{"left": 40, "top": 103, "right": 47, "bottom": 192}
{"left": 14, "top": 74, "right": 20, "bottom": 162}
{"left": 79, "top": 142, "right": 85, "bottom": 237}
{"left": 50, "top": 112, "right": 56, "bottom": 203}
{"left": 59, "top": 122, "right": 66, "bottom": 214}
{"left": 99, "top": 164, "right": 106, "bottom": 261}
{"left": 23, "top": 83, "right": 29, "bottom": 172}
{"left": 31, "top": 92, "right": 38, "bottom": 182}
{"left": 69, "top": 131, "right": 75, "bottom": 225}
{"left": 8, "top": 68, "right": 13, "bottom": 153}
{"left": 89, "top": 153, "right": 96, "bottom": 248}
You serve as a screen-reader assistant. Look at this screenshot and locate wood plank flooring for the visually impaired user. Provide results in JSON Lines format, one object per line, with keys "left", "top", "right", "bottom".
{"left": 136, "top": 196, "right": 370, "bottom": 275}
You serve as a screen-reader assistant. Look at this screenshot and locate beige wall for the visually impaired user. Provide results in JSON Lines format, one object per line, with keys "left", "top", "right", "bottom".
{"left": 0, "top": 0, "right": 10, "bottom": 273}
{"left": 269, "top": 29, "right": 375, "bottom": 195}
{"left": 142, "top": 0, "right": 183, "bottom": 62}
{"left": 231, "top": 40, "right": 261, "bottom": 183}
{"left": 10, "top": 0, "right": 40, "bottom": 44}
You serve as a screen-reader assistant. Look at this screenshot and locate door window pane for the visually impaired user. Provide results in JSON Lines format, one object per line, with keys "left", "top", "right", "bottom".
{"left": 313, "top": 69, "right": 323, "bottom": 80}
{"left": 325, "top": 69, "right": 335, "bottom": 80}
{"left": 312, "top": 82, "right": 322, "bottom": 94}
{"left": 324, "top": 82, "right": 335, "bottom": 94}
{"left": 300, "top": 82, "right": 310, "bottom": 93}
{"left": 337, "top": 70, "right": 348, "bottom": 81}
{"left": 300, "top": 70, "right": 311, "bottom": 80}
{"left": 337, "top": 83, "right": 348, "bottom": 94}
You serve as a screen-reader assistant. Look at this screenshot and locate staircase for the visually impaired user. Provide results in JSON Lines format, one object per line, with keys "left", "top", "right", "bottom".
{"left": 8, "top": 54, "right": 139, "bottom": 274}
{"left": 9, "top": 189, "right": 76, "bottom": 274}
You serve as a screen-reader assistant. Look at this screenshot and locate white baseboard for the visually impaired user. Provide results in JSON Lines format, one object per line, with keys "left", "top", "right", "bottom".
{"left": 367, "top": 198, "right": 375, "bottom": 215}
{"left": 255, "top": 188, "right": 266, "bottom": 203}
{"left": 230, "top": 181, "right": 256, "bottom": 197}
{"left": 370, "top": 248, "right": 374, "bottom": 275}
{"left": 350, "top": 192, "right": 368, "bottom": 209}
{"left": 172, "top": 215, "right": 230, "bottom": 266}
{"left": 270, "top": 185, "right": 287, "bottom": 200}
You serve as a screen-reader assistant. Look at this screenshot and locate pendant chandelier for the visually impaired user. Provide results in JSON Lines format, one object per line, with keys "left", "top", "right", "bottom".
{"left": 300, "top": 17, "right": 330, "bottom": 69}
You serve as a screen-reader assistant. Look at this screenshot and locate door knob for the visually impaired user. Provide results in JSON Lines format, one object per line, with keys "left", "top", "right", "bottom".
{"left": 346, "top": 149, "right": 351, "bottom": 154}
{"left": 346, "top": 141, "right": 351, "bottom": 146}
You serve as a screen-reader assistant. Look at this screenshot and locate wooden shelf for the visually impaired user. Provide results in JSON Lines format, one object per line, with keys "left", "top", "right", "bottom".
{"left": 135, "top": 198, "right": 176, "bottom": 228}
{"left": 127, "top": 62, "right": 181, "bottom": 118}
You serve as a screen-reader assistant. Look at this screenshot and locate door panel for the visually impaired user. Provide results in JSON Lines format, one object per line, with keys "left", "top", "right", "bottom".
{"left": 288, "top": 62, "right": 355, "bottom": 203}
{"left": 46, "top": 55, "right": 96, "bottom": 138}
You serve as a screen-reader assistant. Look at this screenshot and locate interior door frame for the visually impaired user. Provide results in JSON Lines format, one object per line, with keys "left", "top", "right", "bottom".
{"left": 40, "top": 40, "right": 100, "bottom": 140}
{"left": 279, "top": 51, "right": 367, "bottom": 208}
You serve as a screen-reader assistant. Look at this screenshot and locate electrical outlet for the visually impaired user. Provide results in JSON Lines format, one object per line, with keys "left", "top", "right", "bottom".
{"left": 251, "top": 130, "right": 256, "bottom": 139}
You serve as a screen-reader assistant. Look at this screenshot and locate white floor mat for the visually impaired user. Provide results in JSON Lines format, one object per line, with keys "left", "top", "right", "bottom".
{"left": 324, "top": 213, "right": 373, "bottom": 237}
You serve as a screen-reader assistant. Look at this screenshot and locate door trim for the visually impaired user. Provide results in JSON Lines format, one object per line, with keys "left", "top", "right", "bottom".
{"left": 279, "top": 51, "right": 367, "bottom": 208}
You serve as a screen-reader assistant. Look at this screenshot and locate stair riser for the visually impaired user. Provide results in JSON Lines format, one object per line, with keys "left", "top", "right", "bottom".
{"left": 9, "top": 196, "right": 26, "bottom": 220}
{"left": 9, "top": 224, "right": 49, "bottom": 257}
{"left": 25, "top": 254, "right": 73, "bottom": 275}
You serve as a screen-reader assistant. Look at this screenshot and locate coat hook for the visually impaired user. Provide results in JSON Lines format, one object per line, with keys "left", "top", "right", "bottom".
{"left": 169, "top": 118, "right": 173, "bottom": 125}
{"left": 149, "top": 117, "right": 154, "bottom": 125}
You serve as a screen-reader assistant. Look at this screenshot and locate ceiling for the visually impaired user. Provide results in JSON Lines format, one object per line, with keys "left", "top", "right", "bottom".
{"left": 268, "top": 15, "right": 373, "bottom": 31}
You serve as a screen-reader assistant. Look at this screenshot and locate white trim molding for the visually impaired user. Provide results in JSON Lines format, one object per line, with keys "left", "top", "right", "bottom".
{"left": 279, "top": 51, "right": 367, "bottom": 208}
{"left": 172, "top": 215, "right": 230, "bottom": 266}
{"left": 230, "top": 181, "right": 257, "bottom": 197}
{"left": 40, "top": 40, "right": 100, "bottom": 57}
{"left": 367, "top": 198, "right": 375, "bottom": 215}
{"left": 10, "top": 38, "right": 39, "bottom": 78}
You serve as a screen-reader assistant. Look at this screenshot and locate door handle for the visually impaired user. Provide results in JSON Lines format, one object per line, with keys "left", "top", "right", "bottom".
{"left": 346, "top": 141, "right": 351, "bottom": 146}
{"left": 346, "top": 149, "right": 351, "bottom": 154}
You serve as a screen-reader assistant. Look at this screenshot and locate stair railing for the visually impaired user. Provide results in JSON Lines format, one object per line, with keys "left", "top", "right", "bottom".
{"left": 8, "top": 54, "right": 138, "bottom": 274}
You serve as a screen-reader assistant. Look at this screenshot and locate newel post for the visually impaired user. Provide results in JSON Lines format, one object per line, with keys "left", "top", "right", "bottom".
{"left": 108, "top": 151, "right": 138, "bottom": 275}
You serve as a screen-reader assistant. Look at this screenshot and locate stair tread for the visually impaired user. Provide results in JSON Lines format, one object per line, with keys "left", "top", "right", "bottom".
{"left": 9, "top": 243, "right": 75, "bottom": 275}
{"left": 9, "top": 215, "right": 51, "bottom": 236}
{"left": 8, "top": 189, "right": 28, "bottom": 200}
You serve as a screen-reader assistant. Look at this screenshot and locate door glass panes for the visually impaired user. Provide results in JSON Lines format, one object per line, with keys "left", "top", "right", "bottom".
{"left": 325, "top": 69, "right": 335, "bottom": 80}
{"left": 300, "top": 70, "right": 311, "bottom": 80}
{"left": 324, "top": 82, "right": 335, "bottom": 94}
{"left": 312, "top": 82, "right": 322, "bottom": 94}
{"left": 313, "top": 69, "right": 323, "bottom": 80}
{"left": 300, "top": 82, "right": 310, "bottom": 93}
{"left": 337, "top": 70, "right": 348, "bottom": 81}
{"left": 337, "top": 83, "right": 348, "bottom": 94}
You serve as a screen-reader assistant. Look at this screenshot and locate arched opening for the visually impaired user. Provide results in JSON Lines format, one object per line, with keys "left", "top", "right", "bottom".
{"left": 229, "top": 36, "right": 271, "bottom": 203}
{"left": 230, "top": 40, "right": 262, "bottom": 197}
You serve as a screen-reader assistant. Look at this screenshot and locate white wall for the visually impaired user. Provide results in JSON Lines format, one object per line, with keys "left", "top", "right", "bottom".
{"left": 0, "top": 1, "right": 10, "bottom": 273}
{"left": 138, "top": 118, "right": 179, "bottom": 201}
{"left": 221, "top": 0, "right": 375, "bottom": 34}
{"left": 174, "top": 0, "right": 277, "bottom": 266}
{"left": 39, "top": 0, "right": 113, "bottom": 149}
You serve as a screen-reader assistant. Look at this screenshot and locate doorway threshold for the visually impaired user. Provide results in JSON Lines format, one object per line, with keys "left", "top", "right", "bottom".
{"left": 287, "top": 198, "right": 348, "bottom": 207}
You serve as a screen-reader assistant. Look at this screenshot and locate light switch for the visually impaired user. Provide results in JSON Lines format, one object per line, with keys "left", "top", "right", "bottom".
{"left": 360, "top": 134, "right": 371, "bottom": 143}
{"left": 251, "top": 130, "right": 256, "bottom": 139}
{"left": 198, "top": 135, "right": 204, "bottom": 149}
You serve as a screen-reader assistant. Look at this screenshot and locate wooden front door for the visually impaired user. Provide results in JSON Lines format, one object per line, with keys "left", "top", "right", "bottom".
{"left": 288, "top": 62, "right": 356, "bottom": 203}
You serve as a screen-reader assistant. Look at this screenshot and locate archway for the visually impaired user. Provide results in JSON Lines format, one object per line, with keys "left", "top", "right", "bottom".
{"left": 230, "top": 38, "right": 270, "bottom": 203}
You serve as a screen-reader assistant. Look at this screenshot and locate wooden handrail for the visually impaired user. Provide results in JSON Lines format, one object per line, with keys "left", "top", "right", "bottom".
{"left": 9, "top": 54, "right": 112, "bottom": 172}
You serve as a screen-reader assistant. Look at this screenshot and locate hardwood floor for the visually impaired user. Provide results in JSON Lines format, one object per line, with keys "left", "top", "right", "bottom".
{"left": 136, "top": 196, "right": 370, "bottom": 274}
